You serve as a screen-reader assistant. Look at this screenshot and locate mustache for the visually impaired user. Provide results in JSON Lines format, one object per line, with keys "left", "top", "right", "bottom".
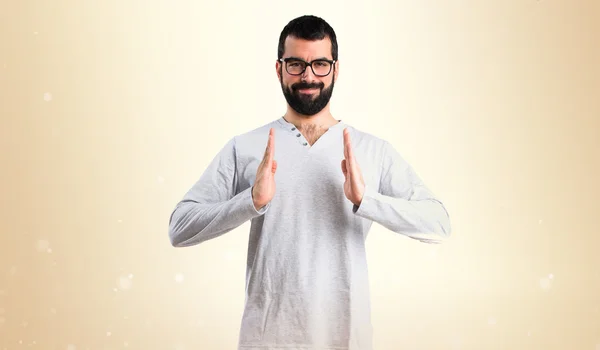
{"left": 292, "top": 82, "right": 324, "bottom": 91}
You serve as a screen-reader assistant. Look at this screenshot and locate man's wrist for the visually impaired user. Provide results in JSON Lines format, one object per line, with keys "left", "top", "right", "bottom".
{"left": 251, "top": 186, "right": 263, "bottom": 210}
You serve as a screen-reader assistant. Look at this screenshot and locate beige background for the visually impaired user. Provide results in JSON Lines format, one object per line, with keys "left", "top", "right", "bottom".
{"left": 1, "top": 0, "right": 599, "bottom": 349}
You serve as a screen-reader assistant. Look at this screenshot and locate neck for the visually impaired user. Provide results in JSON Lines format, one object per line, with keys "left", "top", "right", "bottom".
{"left": 283, "top": 105, "right": 338, "bottom": 130}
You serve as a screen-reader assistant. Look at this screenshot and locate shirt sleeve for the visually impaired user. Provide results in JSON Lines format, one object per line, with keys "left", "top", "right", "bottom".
{"left": 168, "top": 137, "right": 270, "bottom": 247}
{"left": 352, "top": 141, "right": 451, "bottom": 244}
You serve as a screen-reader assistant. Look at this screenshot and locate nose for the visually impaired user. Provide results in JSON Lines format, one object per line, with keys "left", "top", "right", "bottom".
{"left": 301, "top": 65, "right": 316, "bottom": 81}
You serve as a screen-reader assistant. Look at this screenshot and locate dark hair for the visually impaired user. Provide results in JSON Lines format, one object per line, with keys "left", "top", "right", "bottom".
{"left": 277, "top": 15, "right": 338, "bottom": 61}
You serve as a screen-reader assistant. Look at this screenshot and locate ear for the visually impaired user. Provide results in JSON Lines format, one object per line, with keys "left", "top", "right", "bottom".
{"left": 333, "top": 60, "right": 339, "bottom": 83}
{"left": 276, "top": 60, "right": 282, "bottom": 80}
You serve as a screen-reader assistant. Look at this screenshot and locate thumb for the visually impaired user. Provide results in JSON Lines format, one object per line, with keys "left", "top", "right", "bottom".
{"left": 341, "top": 159, "right": 347, "bottom": 178}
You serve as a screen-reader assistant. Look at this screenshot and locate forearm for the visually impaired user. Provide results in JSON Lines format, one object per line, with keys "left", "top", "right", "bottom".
{"left": 353, "top": 185, "right": 451, "bottom": 243}
{"left": 168, "top": 186, "right": 269, "bottom": 247}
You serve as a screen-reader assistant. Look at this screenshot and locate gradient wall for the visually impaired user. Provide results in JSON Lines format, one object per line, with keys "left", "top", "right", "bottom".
{"left": 1, "top": 0, "right": 599, "bottom": 349}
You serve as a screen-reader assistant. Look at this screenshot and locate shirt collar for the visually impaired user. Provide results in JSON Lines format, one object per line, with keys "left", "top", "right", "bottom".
{"left": 276, "top": 116, "right": 346, "bottom": 132}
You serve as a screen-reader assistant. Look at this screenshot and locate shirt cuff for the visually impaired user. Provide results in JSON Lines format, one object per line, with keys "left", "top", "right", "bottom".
{"left": 352, "top": 184, "right": 377, "bottom": 216}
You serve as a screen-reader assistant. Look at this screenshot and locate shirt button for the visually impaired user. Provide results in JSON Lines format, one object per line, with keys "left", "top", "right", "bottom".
{"left": 296, "top": 133, "right": 301, "bottom": 137}
{"left": 291, "top": 127, "right": 296, "bottom": 131}
{"left": 303, "top": 142, "right": 308, "bottom": 146}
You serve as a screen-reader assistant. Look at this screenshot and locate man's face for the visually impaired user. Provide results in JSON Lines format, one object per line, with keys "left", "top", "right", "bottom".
{"left": 277, "top": 36, "right": 338, "bottom": 116}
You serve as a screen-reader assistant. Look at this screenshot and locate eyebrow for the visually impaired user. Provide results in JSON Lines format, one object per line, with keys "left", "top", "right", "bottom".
{"left": 286, "top": 56, "right": 331, "bottom": 61}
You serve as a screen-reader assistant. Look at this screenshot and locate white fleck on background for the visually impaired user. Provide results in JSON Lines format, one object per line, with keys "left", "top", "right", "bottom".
{"left": 539, "top": 273, "right": 554, "bottom": 291}
{"left": 117, "top": 273, "right": 134, "bottom": 291}
{"left": 174, "top": 273, "right": 184, "bottom": 283}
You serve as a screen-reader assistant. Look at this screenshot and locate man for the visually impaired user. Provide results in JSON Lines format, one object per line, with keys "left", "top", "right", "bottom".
{"left": 168, "top": 15, "right": 451, "bottom": 350}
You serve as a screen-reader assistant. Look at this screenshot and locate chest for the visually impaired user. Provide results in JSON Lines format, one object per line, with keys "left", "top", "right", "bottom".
{"left": 235, "top": 135, "right": 382, "bottom": 200}
{"left": 298, "top": 126, "right": 328, "bottom": 146}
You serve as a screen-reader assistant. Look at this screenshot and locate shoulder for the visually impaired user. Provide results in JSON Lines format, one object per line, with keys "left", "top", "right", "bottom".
{"left": 341, "top": 123, "right": 412, "bottom": 172}
{"left": 341, "top": 122, "right": 391, "bottom": 152}
{"left": 227, "top": 119, "right": 280, "bottom": 149}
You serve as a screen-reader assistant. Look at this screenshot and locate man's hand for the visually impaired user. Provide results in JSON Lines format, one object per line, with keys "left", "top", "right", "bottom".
{"left": 252, "top": 128, "right": 277, "bottom": 210}
{"left": 341, "top": 127, "right": 365, "bottom": 207}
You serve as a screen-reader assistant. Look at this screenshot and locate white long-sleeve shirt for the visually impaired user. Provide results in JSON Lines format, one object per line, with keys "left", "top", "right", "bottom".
{"left": 168, "top": 116, "right": 451, "bottom": 350}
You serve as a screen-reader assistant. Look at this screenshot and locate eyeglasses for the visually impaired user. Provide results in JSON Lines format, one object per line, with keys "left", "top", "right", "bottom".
{"left": 279, "top": 57, "right": 336, "bottom": 77}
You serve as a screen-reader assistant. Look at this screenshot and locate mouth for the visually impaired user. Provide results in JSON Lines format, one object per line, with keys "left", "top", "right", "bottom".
{"left": 297, "top": 88, "right": 319, "bottom": 94}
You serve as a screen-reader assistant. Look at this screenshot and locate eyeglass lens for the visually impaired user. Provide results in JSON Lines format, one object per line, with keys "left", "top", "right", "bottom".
{"left": 286, "top": 59, "right": 331, "bottom": 76}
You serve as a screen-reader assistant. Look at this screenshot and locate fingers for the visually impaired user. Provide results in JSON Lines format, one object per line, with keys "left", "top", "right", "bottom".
{"left": 269, "top": 128, "right": 275, "bottom": 162}
{"left": 343, "top": 128, "right": 356, "bottom": 171}
{"left": 343, "top": 128, "right": 349, "bottom": 160}
{"left": 262, "top": 128, "right": 275, "bottom": 165}
{"left": 262, "top": 129, "right": 270, "bottom": 160}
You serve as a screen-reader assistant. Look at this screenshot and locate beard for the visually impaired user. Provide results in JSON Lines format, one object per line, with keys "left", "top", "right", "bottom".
{"left": 280, "top": 71, "right": 335, "bottom": 116}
